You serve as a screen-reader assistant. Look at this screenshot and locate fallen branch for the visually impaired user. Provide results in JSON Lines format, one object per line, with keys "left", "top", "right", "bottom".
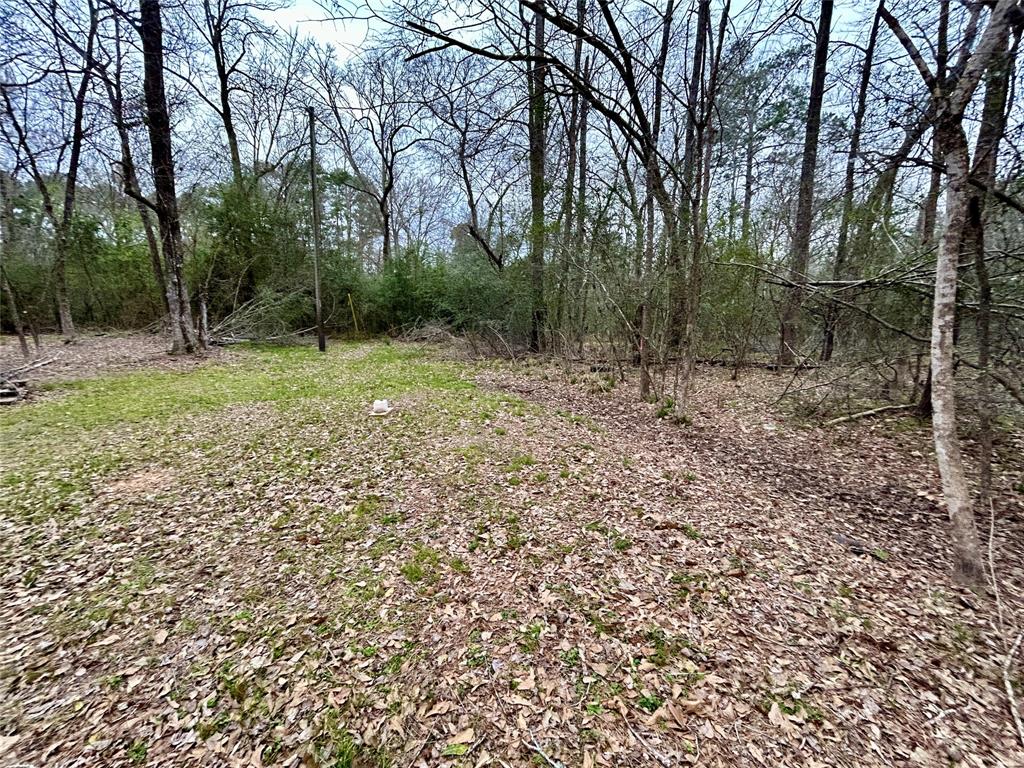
{"left": 824, "top": 403, "right": 916, "bottom": 426}
{"left": 1, "top": 353, "right": 59, "bottom": 379}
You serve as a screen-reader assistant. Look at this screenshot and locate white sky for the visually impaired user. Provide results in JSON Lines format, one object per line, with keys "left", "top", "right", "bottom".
{"left": 254, "top": 0, "right": 375, "bottom": 53}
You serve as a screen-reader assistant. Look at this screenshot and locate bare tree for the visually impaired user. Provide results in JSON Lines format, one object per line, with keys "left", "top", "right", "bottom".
{"left": 881, "top": 0, "right": 1019, "bottom": 585}
{"left": 778, "top": 0, "right": 833, "bottom": 367}
{"left": 0, "top": 0, "right": 101, "bottom": 338}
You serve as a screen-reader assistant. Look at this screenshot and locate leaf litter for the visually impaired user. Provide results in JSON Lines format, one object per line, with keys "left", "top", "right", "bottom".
{"left": 0, "top": 338, "right": 1021, "bottom": 767}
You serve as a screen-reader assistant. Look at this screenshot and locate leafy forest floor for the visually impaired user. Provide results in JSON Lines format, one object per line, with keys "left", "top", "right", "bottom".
{"left": 1, "top": 333, "right": 1023, "bottom": 768}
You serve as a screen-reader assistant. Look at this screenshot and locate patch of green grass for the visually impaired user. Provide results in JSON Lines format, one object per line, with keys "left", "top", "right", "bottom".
{"left": 644, "top": 627, "right": 693, "bottom": 667}
{"left": 400, "top": 544, "right": 442, "bottom": 585}
{"left": 505, "top": 453, "right": 536, "bottom": 472}
{"left": 760, "top": 690, "right": 826, "bottom": 725}
{"left": 197, "top": 712, "right": 230, "bottom": 739}
{"left": 314, "top": 706, "right": 391, "bottom": 767}
{"left": 680, "top": 522, "right": 703, "bottom": 540}
{"left": 560, "top": 647, "right": 581, "bottom": 667}
{"left": 519, "top": 622, "right": 544, "bottom": 652}
{"left": 466, "top": 643, "right": 487, "bottom": 668}
{"left": 126, "top": 740, "right": 148, "bottom": 764}
{"left": 351, "top": 496, "right": 382, "bottom": 518}
{"left": 637, "top": 694, "right": 663, "bottom": 713}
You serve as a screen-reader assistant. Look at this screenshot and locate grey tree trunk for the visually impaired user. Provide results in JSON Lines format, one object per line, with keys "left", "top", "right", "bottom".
{"left": 884, "top": 0, "right": 1022, "bottom": 585}
{"left": 931, "top": 122, "right": 985, "bottom": 585}
{"left": 527, "top": 5, "right": 547, "bottom": 352}
{"left": 822, "top": 2, "right": 880, "bottom": 362}
{"left": 778, "top": 0, "right": 833, "bottom": 366}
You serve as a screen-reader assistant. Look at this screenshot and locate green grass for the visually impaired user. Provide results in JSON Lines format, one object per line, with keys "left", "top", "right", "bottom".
{"left": 0, "top": 343, "right": 508, "bottom": 524}
{"left": 2, "top": 344, "right": 473, "bottom": 436}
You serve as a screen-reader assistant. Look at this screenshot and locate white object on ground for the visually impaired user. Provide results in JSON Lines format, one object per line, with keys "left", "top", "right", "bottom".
{"left": 371, "top": 399, "right": 392, "bottom": 416}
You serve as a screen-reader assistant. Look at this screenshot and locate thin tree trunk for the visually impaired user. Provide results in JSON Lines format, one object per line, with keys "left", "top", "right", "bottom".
{"left": 882, "top": 0, "right": 1018, "bottom": 584}
{"left": 140, "top": 0, "right": 198, "bottom": 354}
{"left": 741, "top": 107, "right": 755, "bottom": 241}
{"left": 778, "top": 0, "right": 833, "bottom": 366}
{"left": 204, "top": 0, "right": 243, "bottom": 183}
{"left": 103, "top": 25, "right": 168, "bottom": 314}
{"left": 527, "top": 5, "right": 547, "bottom": 352}
{"left": 0, "top": 172, "right": 28, "bottom": 358}
{"left": 1, "top": 268, "right": 29, "bottom": 358}
{"left": 968, "top": 21, "right": 1014, "bottom": 510}
{"left": 554, "top": 0, "right": 584, "bottom": 343}
{"left": 920, "top": 132, "right": 943, "bottom": 248}
{"left": 668, "top": 0, "right": 709, "bottom": 354}
{"left": 932, "top": 122, "right": 984, "bottom": 585}
{"left": 823, "top": 2, "right": 880, "bottom": 362}
{"left": 572, "top": 81, "right": 588, "bottom": 349}
{"left": 53, "top": 11, "right": 98, "bottom": 339}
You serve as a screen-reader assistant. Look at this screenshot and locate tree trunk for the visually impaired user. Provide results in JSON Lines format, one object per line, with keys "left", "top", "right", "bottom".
{"left": 741, "top": 106, "right": 755, "bottom": 242}
{"left": 920, "top": 132, "right": 943, "bottom": 248}
{"left": 822, "top": 2, "right": 880, "bottom": 362}
{"left": 931, "top": 122, "right": 984, "bottom": 585}
{"left": 668, "top": 0, "right": 709, "bottom": 354}
{"left": 554, "top": 0, "right": 584, "bottom": 343}
{"left": 527, "top": 5, "right": 547, "bottom": 352}
{"left": 572, "top": 79, "right": 589, "bottom": 349}
{"left": 1, "top": 268, "right": 29, "bottom": 358}
{"left": 140, "top": 0, "right": 198, "bottom": 354}
{"left": 204, "top": 0, "right": 244, "bottom": 183}
{"left": 103, "top": 28, "right": 168, "bottom": 315}
{"left": 52, "top": 4, "right": 98, "bottom": 340}
{"left": 967, "top": 19, "right": 1013, "bottom": 510}
{"left": 778, "top": 0, "right": 833, "bottom": 366}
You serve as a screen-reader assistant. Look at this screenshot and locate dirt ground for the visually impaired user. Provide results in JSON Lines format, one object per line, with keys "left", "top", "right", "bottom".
{"left": 1, "top": 335, "right": 1022, "bottom": 768}
{"left": 0, "top": 332, "right": 233, "bottom": 385}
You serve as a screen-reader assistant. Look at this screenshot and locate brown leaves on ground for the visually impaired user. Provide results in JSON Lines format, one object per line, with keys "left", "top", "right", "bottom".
{"left": 0, "top": 340, "right": 1022, "bottom": 767}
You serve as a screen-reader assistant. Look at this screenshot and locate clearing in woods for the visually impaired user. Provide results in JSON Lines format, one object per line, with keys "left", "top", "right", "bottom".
{"left": 1, "top": 336, "right": 1022, "bottom": 767}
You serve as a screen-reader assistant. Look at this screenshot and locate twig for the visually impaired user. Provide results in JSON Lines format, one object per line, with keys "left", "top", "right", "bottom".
{"left": 622, "top": 716, "right": 671, "bottom": 767}
{"left": 924, "top": 706, "right": 957, "bottom": 725}
{"left": 989, "top": 500, "right": 1005, "bottom": 639}
{"left": 523, "top": 735, "right": 565, "bottom": 768}
{"left": 1004, "top": 632, "right": 1024, "bottom": 748}
{"left": 824, "top": 403, "right": 916, "bottom": 426}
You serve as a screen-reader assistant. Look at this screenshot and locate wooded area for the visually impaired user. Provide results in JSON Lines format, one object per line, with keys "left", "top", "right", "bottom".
{"left": 1, "top": 0, "right": 1024, "bottom": 764}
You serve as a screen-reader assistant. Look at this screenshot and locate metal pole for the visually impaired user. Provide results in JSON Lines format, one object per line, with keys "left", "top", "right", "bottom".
{"left": 308, "top": 106, "right": 326, "bottom": 353}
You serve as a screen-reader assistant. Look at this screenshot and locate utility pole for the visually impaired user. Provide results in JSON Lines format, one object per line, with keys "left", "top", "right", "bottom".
{"left": 308, "top": 106, "right": 326, "bottom": 353}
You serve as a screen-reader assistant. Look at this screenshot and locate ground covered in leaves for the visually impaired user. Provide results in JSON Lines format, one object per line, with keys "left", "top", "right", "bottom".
{"left": 1, "top": 336, "right": 1022, "bottom": 768}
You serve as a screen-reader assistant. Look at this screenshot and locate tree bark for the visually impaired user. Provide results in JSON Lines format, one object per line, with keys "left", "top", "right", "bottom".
{"left": 822, "top": 2, "right": 880, "bottom": 362}
{"left": 931, "top": 122, "right": 985, "bottom": 585}
{"left": 778, "top": 0, "right": 833, "bottom": 366}
{"left": 967, "top": 19, "right": 1014, "bottom": 510}
{"left": 883, "top": 0, "right": 1021, "bottom": 585}
{"left": 140, "top": 0, "right": 198, "bottom": 354}
{"left": 527, "top": 5, "right": 547, "bottom": 352}
{"left": 103, "top": 23, "right": 168, "bottom": 315}
{"left": 553, "top": 0, "right": 584, "bottom": 343}
{"left": 668, "top": 0, "right": 709, "bottom": 354}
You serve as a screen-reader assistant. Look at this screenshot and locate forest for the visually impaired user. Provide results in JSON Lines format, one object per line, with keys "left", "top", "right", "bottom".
{"left": 1, "top": 0, "right": 1023, "bottom": 766}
